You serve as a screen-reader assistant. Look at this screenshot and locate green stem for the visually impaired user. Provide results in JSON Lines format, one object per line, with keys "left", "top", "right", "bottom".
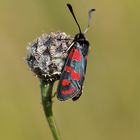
{"left": 40, "top": 80, "right": 62, "bottom": 140}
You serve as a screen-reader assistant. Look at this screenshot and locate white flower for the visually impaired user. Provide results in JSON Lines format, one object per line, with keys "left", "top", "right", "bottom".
{"left": 26, "top": 32, "right": 72, "bottom": 82}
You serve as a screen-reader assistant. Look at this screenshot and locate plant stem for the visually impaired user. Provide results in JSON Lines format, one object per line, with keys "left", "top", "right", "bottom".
{"left": 40, "top": 80, "right": 62, "bottom": 140}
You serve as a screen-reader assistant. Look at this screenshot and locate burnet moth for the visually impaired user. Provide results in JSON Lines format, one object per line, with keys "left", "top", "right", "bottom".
{"left": 57, "top": 4, "right": 95, "bottom": 101}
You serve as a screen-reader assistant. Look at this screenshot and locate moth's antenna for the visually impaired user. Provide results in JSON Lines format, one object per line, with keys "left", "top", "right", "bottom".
{"left": 67, "top": 4, "right": 82, "bottom": 34}
{"left": 84, "top": 8, "right": 96, "bottom": 34}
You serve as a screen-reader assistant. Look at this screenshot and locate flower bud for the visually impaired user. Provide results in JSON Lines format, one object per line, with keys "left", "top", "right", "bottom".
{"left": 26, "top": 32, "right": 72, "bottom": 82}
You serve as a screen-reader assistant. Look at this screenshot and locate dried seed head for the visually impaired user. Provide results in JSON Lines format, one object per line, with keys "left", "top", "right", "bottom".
{"left": 26, "top": 32, "right": 72, "bottom": 82}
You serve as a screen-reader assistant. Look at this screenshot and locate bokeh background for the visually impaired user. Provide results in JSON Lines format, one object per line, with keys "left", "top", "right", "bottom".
{"left": 0, "top": 0, "right": 140, "bottom": 140}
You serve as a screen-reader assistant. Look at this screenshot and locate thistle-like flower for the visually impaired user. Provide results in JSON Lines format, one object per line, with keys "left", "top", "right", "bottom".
{"left": 26, "top": 32, "right": 72, "bottom": 82}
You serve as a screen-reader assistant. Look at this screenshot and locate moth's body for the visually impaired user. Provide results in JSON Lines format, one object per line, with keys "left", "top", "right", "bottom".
{"left": 57, "top": 4, "right": 95, "bottom": 101}
{"left": 57, "top": 33, "right": 89, "bottom": 101}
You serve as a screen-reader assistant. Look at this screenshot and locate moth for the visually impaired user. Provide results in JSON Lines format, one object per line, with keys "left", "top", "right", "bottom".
{"left": 57, "top": 4, "right": 95, "bottom": 101}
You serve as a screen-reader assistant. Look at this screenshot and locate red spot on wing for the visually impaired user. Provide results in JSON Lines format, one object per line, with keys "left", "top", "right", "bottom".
{"left": 71, "top": 70, "right": 80, "bottom": 81}
{"left": 65, "top": 66, "right": 72, "bottom": 72}
{"left": 69, "top": 48, "right": 81, "bottom": 62}
{"left": 73, "top": 49, "right": 81, "bottom": 61}
{"left": 61, "top": 79, "right": 70, "bottom": 86}
{"left": 62, "top": 87, "right": 75, "bottom": 95}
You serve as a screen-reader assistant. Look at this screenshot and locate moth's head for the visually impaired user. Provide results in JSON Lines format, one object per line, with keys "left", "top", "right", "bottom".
{"left": 74, "top": 33, "right": 86, "bottom": 41}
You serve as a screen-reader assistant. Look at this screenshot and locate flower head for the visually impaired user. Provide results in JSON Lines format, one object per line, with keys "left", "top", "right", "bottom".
{"left": 26, "top": 32, "right": 72, "bottom": 82}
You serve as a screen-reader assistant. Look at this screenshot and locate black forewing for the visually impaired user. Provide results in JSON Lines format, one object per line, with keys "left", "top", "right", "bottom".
{"left": 57, "top": 41, "right": 89, "bottom": 101}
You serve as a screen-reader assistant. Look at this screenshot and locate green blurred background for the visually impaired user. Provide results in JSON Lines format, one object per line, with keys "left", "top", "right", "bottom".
{"left": 0, "top": 0, "right": 140, "bottom": 140}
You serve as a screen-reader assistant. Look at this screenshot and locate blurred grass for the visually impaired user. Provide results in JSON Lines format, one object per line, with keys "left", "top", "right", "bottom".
{"left": 0, "top": 0, "right": 140, "bottom": 140}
